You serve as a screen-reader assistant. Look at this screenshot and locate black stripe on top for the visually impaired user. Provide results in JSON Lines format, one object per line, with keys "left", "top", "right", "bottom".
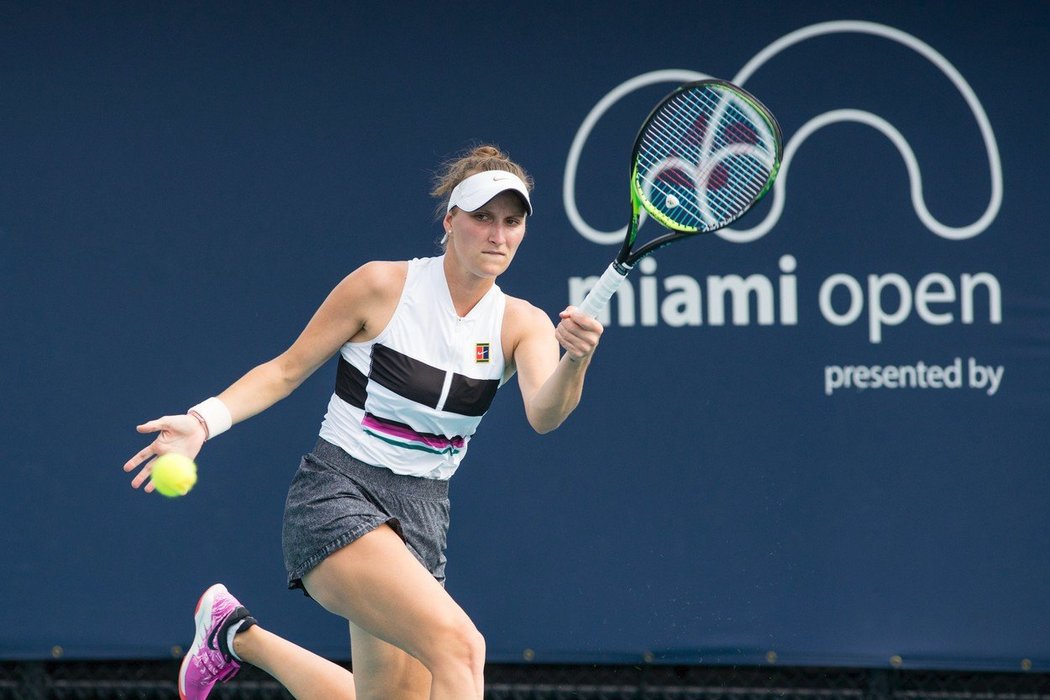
{"left": 370, "top": 344, "right": 446, "bottom": 408}
{"left": 335, "top": 356, "right": 368, "bottom": 409}
{"left": 336, "top": 345, "right": 501, "bottom": 417}
{"left": 444, "top": 373, "right": 500, "bottom": 417}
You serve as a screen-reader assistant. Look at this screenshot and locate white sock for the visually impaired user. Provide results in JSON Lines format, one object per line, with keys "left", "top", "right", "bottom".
{"left": 226, "top": 619, "right": 247, "bottom": 661}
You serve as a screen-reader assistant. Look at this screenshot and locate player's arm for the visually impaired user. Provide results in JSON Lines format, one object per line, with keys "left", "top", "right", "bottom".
{"left": 507, "top": 299, "right": 603, "bottom": 434}
{"left": 213, "top": 260, "right": 403, "bottom": 423}
{"left": 124, "top": 261, "right": 405, "bottom": 486}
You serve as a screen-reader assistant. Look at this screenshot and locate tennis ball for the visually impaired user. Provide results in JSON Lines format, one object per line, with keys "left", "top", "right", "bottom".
{"left": 151, "top": 453, "right": 198, "bottom": 497}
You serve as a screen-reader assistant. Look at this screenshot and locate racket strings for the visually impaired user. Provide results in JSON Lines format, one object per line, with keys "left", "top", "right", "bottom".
{"left": 642, "top": 107, "right": 772, "bottom": 224}
{"left": 649, "top": 92, "right": 773, "bottom": 171}
{"left": 647, "top": 89, "right": 776, "bottom": 178}
{"left": 636, "top": 86, "right": 778, "bottom": 230}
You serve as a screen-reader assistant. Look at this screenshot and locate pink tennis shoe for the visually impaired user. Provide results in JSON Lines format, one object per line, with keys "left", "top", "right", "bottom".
{"left": 178, "top": 583, "right": 256, "bottom": 700}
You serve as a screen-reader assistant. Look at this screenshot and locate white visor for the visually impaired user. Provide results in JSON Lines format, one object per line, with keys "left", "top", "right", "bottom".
{"left": 446, "top": 170, "right": 533, "bottom": 215}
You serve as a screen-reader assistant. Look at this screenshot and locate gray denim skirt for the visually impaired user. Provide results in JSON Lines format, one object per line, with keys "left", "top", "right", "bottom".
{"left": 282, "top": 438, "right": 451, "bottom": 592}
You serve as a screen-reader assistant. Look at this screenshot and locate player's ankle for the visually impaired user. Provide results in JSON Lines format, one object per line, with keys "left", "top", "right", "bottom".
{"left": 223, "top": 613, "right": 257, "bottom": 663}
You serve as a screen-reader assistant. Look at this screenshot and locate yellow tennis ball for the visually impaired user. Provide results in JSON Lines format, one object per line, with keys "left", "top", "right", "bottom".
{"left": 151, "top": 453, "right": 198, "bottom": 497}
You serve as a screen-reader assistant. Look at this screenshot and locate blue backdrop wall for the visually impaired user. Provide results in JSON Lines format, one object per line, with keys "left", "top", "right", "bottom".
{"left": 2, "top": 1, "right": 1048, "bottom": 673}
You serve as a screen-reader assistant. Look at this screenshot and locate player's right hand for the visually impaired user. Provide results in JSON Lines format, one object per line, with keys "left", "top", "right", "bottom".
{"left": 123, "top": 414, "right": 207, "bottom": 492}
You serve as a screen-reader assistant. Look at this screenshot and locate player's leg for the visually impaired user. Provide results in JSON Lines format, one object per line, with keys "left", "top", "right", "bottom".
{"left": 345, "top": 620, "right": 432, "bottom": 699}
{"left": 178, "top": 583, "right": 356, "bottom": 700}
{"left": 234, "top": 624, "right": 356, "bottom": 700}
{"left": 303, "top": 523, "right": 485, "bottom": 700}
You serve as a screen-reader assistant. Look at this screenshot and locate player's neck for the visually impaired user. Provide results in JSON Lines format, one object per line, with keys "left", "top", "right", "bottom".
{"left": 442, "top": 257, "right": 495, "bottom": 317}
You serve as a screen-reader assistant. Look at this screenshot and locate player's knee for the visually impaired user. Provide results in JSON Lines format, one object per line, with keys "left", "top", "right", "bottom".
{"left": 429, "top": 617, "right": 485, "bottom": 675}
{"left": 462, "top": 624, "right": 486, "bottom": 672}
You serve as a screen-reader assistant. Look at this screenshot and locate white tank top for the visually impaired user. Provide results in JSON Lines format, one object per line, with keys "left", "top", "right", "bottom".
{"left": 318, "top": 256, "right": 508, "bottom": 480}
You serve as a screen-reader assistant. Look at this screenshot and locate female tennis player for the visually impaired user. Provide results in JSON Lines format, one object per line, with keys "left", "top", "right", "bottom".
{"left": 123, "top": 145, "right": 603, "bottom": 700}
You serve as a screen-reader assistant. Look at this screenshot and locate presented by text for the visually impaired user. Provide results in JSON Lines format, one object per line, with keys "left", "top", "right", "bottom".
{"left": 824, "top": 357, "right": 1003, "bottom": 396}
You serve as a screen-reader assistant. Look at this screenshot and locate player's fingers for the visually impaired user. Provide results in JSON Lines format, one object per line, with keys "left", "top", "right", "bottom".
{"left": 562, "top": 319, "right": 604, "bottom": 356}
{"left": 130, "top": 456, "right": 155, "bottom": 489}
{"left": 559, "top": 306, "right": 589, "bottom": 327}
{"left": 573, "top": 313, "right": 603, "bottom": 336}
{"left": 555, "top": 327, "right": 588, "bottom": 359}
{"left": 136, "top": 419, "right": 164, "bottom": 434}
{"left": 559, "top": 305, "right": 578, "bottom": 319}
{"left": 558, "top": 320, "right": 600, "bottom": 350}
{"left": 123, "top": 438, "right": 163, "bottom": 471}
{"left": 560, "top": 306, "right": 604, "bottom": 335}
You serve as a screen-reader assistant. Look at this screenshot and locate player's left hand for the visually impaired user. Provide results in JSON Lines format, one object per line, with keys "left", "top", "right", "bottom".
{"left": 555, "top": 306, "right": 603, "bottom": 361}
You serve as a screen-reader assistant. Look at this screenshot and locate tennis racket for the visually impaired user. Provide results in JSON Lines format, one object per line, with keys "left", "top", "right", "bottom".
{"left": 577, "top": 79, "right": 783, "bottom": 317}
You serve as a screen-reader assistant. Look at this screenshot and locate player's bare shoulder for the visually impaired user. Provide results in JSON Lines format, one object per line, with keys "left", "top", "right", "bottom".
{"left": 347, "top": 260, "right": 408, "bottom": 296}
{"left": 334, "top": 260, "right": 409, "bottom": 342}
{"left": 504, "top": 295, "right": 554, "bottom": 331}
{"left": 502, "top": 294, "right": 557, "bottom": 363}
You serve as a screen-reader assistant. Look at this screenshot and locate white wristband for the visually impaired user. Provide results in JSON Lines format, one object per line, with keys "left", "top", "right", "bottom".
{"left": 188, "top": 397, "right": 233, "bottom": 440}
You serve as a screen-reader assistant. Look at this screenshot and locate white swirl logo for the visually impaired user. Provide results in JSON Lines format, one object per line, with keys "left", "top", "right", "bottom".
{"left": 564, "top": 20, "right": 1003, "bottom": 245}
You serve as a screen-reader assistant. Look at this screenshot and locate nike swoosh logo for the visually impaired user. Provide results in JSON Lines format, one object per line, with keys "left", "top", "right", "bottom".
{"left": 492, "top": 174, "right": 511, "bottom": 181}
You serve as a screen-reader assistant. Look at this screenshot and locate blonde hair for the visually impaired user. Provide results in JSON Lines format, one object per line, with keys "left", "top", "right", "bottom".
{"left": 431, "top": 144, "right": 533, "bottom": 220}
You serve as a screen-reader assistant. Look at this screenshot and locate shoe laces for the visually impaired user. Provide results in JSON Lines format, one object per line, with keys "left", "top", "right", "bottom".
{"left": 193, "top": 645, "right": 240, "bottom": 684}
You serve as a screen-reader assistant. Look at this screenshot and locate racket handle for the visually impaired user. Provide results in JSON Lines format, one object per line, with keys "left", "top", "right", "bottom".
{"left": 577, "top": 262, "right": 632, "bottom": 318}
